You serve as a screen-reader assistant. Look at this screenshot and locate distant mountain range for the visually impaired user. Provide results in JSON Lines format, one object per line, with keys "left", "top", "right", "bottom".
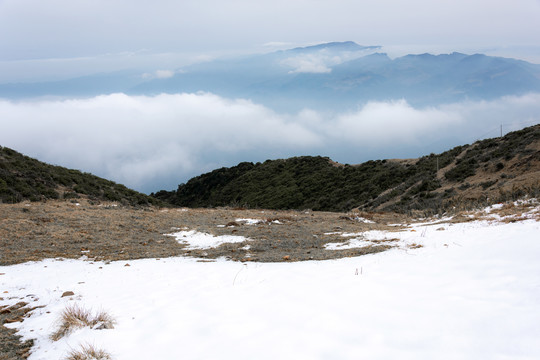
{"left": 2, "top": 41, "right": 540, "bottom": 111}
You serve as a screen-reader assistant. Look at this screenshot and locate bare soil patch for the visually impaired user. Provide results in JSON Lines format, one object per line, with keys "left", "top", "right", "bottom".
{"left": 0, "top": 302, "right": 37, "bottom": 360}
{"left": 0, "top": 200, "right": 411, "bottom": 266}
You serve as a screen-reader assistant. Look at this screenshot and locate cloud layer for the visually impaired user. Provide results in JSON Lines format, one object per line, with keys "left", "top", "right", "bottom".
{"left": 281, "top": 47, "right": 379, "bottom": 74}
{"left": 1, "top": 93, "right": 539, "bottom": 193}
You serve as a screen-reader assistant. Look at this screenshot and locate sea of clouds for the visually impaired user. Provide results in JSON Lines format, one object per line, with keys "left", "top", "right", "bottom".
{"left": 1, "top": 92, "right": 539, "bottom": 193}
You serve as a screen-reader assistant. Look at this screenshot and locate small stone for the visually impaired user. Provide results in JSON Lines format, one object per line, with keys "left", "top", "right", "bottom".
{"left": 283, "top": 255, "right": 290, "bottom": 261}
{"left": 5, "top": 317, "right": 23, "bottom": 323}
{"left": 124, "top": 263, "right": 131, "bottom": 267}
{"left": 61, "top": 291, "right": 75, "bottom": 297}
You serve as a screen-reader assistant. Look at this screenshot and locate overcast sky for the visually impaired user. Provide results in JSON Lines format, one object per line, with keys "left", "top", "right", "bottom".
{"left": 1, "top": 0, "right": 540, "bottom": 193}
{"left": 1, "top": 0, "right": 540, "bottom": 81}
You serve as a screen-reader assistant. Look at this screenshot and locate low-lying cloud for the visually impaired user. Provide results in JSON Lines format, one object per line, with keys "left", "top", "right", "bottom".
{"left": 281, "top": 47, "right": 380, "bottom": 74}
{"left": 141, "top": 69, "right": 177, "bottom": 80}
{"left": 1, "top": 93, "right": 539, "bottom": 193}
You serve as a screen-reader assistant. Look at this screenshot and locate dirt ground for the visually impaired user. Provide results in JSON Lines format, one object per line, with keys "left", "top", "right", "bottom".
{"left": 0, "top": 199, "right": 414, "bottom": 266}
{"left": 0, "top": 302, "right": 37, "bottom": 360}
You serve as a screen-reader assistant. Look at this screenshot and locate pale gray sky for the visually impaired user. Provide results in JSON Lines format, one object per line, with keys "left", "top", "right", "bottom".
{"left": 1, "top": 0, "right": 540, "bottom": 81}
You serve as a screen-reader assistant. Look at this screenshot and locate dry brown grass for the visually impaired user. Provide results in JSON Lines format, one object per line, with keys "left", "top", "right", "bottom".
{"left": 51, "top": 305, "right": 115, "bottom": 341}
{"left": 51, "top": 305, "right": 90, "bottom": 341}
{"left": 0, "top": 199, "right": 408, "bottom": 264}
{"left": 65, "top": 343, "right": 112, "bottom": 360}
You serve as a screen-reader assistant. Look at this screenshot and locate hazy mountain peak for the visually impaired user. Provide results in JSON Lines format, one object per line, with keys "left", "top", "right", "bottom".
{"left": 287, "top": 41, "right": 380, "bottom": 53}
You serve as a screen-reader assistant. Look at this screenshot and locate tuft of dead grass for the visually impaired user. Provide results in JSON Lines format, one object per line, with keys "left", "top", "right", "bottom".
{"left": 65, "top": 343, "right": 112, "bottom": 360}
{"left": 51, "top": 304, "right": 116, "bottom": 341}
{"left": 92, "top": 310, "right": 116, "bottom": 330}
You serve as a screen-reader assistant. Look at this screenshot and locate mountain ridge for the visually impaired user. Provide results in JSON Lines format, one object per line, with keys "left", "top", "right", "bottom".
{"left": 152, "top": 124, "right": 540, "bottom": 214}
{"left": 0, "top": 146, "right": 161, "bottom": 206}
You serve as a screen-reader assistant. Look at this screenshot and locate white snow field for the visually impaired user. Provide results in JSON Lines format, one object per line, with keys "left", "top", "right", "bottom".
{"left": 1, "top": 207, "right": 540, "bottom": 360}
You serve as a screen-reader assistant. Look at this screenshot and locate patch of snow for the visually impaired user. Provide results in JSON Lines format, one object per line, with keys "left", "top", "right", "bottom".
{"left": 169, "top": 230, "right": 249, "bottom": 249}
{"left": 340, "top": 232, "right": 362, "bottom": 237}
{"left": 409, "top": 216, "right": 454, "bottom": 227}
{"left": 236, "top": 218, "right": 263, "bottom": 225}
{"left": 485, "top": 203, "right": 504, "bottom": 213}
{"left": 236, "top": 218, "right": 283, "bottom": 225}
{"left": 325, "top": 230, "right": 401, "bottom": 250}
{"left": 355, "top": 216, "right": 375, "bottom": 223}
{"left": 325, "top": 238, "right": 373, "bottom": 250}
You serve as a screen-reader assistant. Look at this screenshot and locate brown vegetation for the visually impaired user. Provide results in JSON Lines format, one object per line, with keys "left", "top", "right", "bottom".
{"left": 50, "top": 304, "right": 115, "bottom": 341}
{"left": 0, "top": 199, "right": 411, "bottom": 266}
{"left": 65, "top": 344, "right": 112, "bottom": 360}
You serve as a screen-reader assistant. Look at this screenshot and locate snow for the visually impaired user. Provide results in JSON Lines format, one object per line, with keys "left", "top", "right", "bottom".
{"left": 235, "top": 218, "right": 283, "bottom": 225}
{"left": 235, "top": 218, "right": 263, "bottom": 225}
{"left": 168, "top": 230, "right": 249, "bottom": 250}
{"left": 1, "top": 214, "right": 540, "bottom": 360}
{"left": 485, "top": 203, "right": 504, "bottom": 213}
{"left": 325, "top": 238, "right": 374, "bottom": 249}
{"left": 354, "top": 216, "right": 375, "bottom": 223}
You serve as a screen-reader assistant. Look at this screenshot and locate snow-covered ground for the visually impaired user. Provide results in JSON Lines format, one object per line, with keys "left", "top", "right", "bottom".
{"left": 1, "top": 207, "right": 540, "bottom": 360}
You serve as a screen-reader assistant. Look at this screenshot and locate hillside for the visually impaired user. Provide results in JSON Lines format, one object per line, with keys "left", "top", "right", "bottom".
{"left": 153, "top": 124, "right": 540, "bottom": 213}
{"left": 0, "top": 146, "right": 160, "bottom": 206}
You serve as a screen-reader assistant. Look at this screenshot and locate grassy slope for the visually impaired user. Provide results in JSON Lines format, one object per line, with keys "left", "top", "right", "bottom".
{"left": 0, "top": 146, "right": 160, "bottom": 206}
{"left": 154, "top": 124, "right": 540, "bottom": 213}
